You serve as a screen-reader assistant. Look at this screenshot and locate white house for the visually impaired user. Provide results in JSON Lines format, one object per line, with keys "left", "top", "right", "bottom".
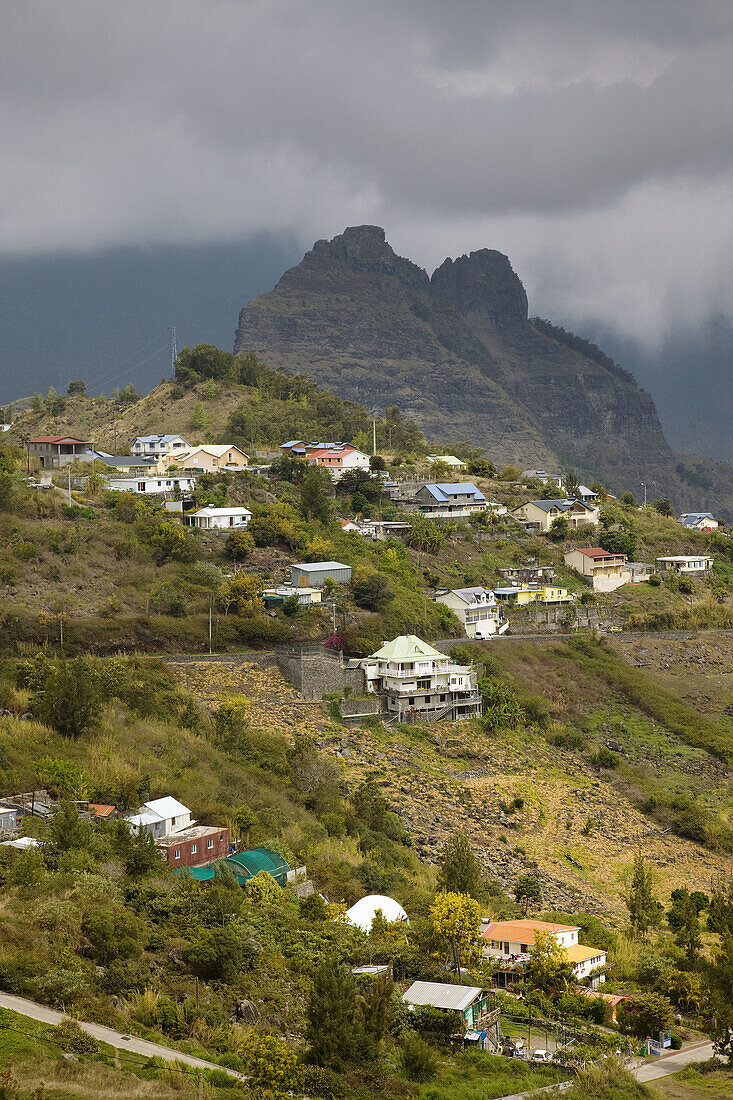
{"left": 512, "top": 499, "right": 599, "bottom": 533}
{"left": 427, "top": 454, "right": 467, "bottom": 471}
{"left": 679, "top": 513, "right": 719, "bottom": 531}
{"left": 107, "top": 475, "right": 197, "bottom": 495}
{"left": 307, "top": 444, "right": 370, "bottom": 481}
{"left": 263, "top": 584, "right": 322, "bottom": 608}
{"left": 132, "top": 434, "right": 189, "bottom": 459}
{"left": 482, "top": 920, "right": 606, "bottom": 982}
{"left": 576, "top": 484, "right": 598, "bottom": 504}
{"left": 414, "top": 483, "right": 487, "bottom": 519}
{"left": 656, "top": 555, "right": 714, "bottom": 575}
{"left": 564, "top": 547, "right": 630, "bottom": 592}
{"left": 184, "top": 505, "right": 252, "bottom": 530}
{"left": 361, "top": 635, "right": 482, "bottom": 722}
{"left": 126, "top": 797, "right": 193, "bottom": 839}
{"left": 434, "top": 587, "right": 507, "bottom": 639}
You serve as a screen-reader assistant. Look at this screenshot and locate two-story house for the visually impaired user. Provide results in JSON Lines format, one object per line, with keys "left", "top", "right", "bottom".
{"left": 434, "top": 587, "right": 506, "bottom": 639}
{"left": 28, "top": 435, "right": 92, "bottom": 469}
{"left": 483, "top": 919, "right": 606, "bottom": 983}
{"left": 362, "top": 635, "right": 482, "bottom": 721}
{"left": 164, "top": 444, "right": 249, "bottom": 473}
{"left": 131, "top": 434, "right": 190, "bottom": 460}
{"left": 564, "top": 547, "right": 631, "bottom": 592}
{"left": 415, "top": 483, "right": 487, "bottom": 520}
{"left": 307, "top": 444, "right": 370, "bottom": 480}
{"left": 512, "top": 499, "right": 599, "bottom": 533}
{"left": 125, "top": 797, "right": 229, "bottom": 869}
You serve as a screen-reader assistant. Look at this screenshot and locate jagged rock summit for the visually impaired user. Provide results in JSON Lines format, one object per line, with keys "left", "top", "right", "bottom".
{"left": 234, "top": 226, "right": 732, "bottom": 509}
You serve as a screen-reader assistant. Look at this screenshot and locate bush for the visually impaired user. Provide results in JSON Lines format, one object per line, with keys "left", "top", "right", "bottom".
{"left": 300, "top": 1065, "right": 347, "bottom": 1099}
{"left": 401, "top": 1032, "right": 436, "bottom": 1081}
{"left": 591, "top": 746, "right": 620, "bottom": 770}
{"left": 54, "top": 1017, "right": 99, "bottom": 1054}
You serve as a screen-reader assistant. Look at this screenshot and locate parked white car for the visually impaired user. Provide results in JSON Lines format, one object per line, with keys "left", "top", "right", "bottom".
{"left": 532, "top": 1049, "right": 553, "bottom": 1064}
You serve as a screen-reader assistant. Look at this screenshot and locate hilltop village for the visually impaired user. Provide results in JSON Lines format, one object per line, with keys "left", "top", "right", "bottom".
{"left": 0, "top": 349, "right": 732, "bottom": 1099}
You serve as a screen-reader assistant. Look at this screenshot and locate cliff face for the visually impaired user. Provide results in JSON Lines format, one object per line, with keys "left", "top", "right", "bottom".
{"left": 234, "top": 226, "right": 733, "bottom": 512}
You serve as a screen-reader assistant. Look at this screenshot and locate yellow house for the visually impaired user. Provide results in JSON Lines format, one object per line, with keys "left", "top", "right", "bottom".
{"left": 494, "top": 584, "right": 573, "bottom": 606}
{"left": 161, "top": 444, "right": 249, "bottom": 474}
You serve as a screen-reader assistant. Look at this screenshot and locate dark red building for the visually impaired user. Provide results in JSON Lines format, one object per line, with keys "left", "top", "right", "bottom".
{"left": 157, "top": 825, "right": 230, "bottom": 868}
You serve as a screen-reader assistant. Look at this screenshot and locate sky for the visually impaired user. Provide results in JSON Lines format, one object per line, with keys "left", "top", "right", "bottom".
{"left": 1, "top": 1, "right": 731, "bottom": 458}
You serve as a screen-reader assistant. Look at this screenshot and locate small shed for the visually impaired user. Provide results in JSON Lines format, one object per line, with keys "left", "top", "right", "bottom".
{"left": 290, "top": 561, "right": 352, "bottom": 587}
{"left": 402, "top": 980, "right": 492, "bottom": 1032}
{"left": 0, "top": 804, "right": 20, "bottom": 834}
{"left": 224, "top": 847, "right": 290, "bottom": 887}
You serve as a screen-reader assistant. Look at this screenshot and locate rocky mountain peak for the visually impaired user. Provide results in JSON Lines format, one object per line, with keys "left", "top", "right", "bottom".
{"left": 291, "top": 224, "right": 429, "bottom": 291}
{"left": 431, "top": 249, "right": 528, "bottom": 328}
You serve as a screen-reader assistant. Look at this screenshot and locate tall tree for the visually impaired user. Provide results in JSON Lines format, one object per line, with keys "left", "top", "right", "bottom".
{"left": 437, "top": 832, "right": 482, "bottom": 898}
{"left": 624, "top": 854, "right": 661, "bottom": 938}
{"left": 299, "top": 465, "right": 333, "bottom": 523}
{"left": 306, "top": 958, "right": 362, "bottom": 1068}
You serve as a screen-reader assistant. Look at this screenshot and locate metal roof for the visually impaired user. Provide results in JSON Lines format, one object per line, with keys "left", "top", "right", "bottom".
{"left": 369, "top": 635, "right": 446, "bottom": 662}
{"left": 522, "top": 498, "right": 582, "bottom": 513}
{"left": 422, "top": 482, "right": 485, "bottom": 502}
{"left": 189, "top": 506, "right": 252, "bottom": 517}
{"left": 402, "top": 981, "right": 484, "bottom": 1012}
{"left": 292, "top": 561, "right": 350, "bottom": 571}
{"left": 144, "top": 796, "right": 190, "bottom": 819}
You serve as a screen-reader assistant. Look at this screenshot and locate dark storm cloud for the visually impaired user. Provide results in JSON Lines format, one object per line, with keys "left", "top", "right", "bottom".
{"left": 2, "top": 0, "right": 733, "bottom": 344}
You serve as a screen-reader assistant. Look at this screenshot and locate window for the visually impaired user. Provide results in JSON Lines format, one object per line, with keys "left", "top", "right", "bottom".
{"left": 408, "top": 697, "right": 415, "bottom": 705}
{"left": 521, "top": 944, "right": 528, "bottom": 953}
{"left": 207, "top": 838, "right": 214, "bottom": 849}
{"left": 174, "top": 849, "right": 181, "bottom": 859}
{"left": 190, "top": 844, "right": 197, "bottom": 854}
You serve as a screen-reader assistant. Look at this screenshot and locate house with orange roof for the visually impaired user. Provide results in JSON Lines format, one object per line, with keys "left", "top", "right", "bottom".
{"left": 483, "top": 919, "right": 606, "bottom": 982}
{"left": 563, "top": 547, "right": 631, "bottom": 592}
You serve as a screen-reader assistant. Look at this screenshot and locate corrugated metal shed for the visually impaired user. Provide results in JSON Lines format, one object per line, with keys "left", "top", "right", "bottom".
{"left": 402, "top": 980, "right": 484, "bottom": 1012}
{"left": 290, "top": 561, "right": 352, "bottom": 587}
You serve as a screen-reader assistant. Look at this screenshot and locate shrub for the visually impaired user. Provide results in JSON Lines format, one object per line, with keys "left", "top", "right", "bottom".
{"left": 54, "top": 1017, "right": 99, "bottom": 1054}
{"left": 591, "top": 746, "right": 620, "bottom": 769}
{"left": 401, "top": 1032, "right": 436, "bottom": 1081}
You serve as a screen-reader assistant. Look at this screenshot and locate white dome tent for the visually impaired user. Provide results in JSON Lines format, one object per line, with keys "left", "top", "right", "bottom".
{"left": 345, "top": 894, "right": 408, "bottom": 933}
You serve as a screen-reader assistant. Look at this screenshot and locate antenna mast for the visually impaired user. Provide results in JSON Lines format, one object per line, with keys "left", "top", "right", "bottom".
{"left": 170, "top": 325, "right": 177, "bottom": 378}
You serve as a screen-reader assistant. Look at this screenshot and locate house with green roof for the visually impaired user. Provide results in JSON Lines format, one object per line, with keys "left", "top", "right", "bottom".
{"left": 362, "top": 635, "right": 481, "bottom": 723}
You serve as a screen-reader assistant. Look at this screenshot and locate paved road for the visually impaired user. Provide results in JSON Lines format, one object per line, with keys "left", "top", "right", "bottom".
{"left": 0, "top": 991, "right": 243, "bottom": 1080}
{"left": 633, "top": 1040, "right": 714, "bottom": 1082}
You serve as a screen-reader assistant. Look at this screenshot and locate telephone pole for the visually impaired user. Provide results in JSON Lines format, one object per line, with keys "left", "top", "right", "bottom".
{"left": 170, "top": 325, "right": 177, "bottom": 379}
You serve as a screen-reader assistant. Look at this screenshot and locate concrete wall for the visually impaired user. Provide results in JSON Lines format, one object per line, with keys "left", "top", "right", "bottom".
{"left": 276, "top": 649, "right": 366, "bottom": 700}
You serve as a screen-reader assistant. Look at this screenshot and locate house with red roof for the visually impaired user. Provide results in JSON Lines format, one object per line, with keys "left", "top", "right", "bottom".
{"left": 28, "top": 435, "right": 92, "bottom": 469}
{"left": 564, "top": 547, "right": 632, "bottom": 592}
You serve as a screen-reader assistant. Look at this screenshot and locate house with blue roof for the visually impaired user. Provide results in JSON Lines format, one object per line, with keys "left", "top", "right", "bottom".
{"left": 415, "top": 483, "right": 487, "bottom": 519}
{"left": 131, "top": 433, "right": 190, "bottom": 459}
{"left": 679, "top": 512, "right": 718, "bottom": 531}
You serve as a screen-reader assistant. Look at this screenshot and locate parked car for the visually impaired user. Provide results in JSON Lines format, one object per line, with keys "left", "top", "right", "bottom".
{"left": 532, "top": 1049, "right": 553, "bottom": 1064}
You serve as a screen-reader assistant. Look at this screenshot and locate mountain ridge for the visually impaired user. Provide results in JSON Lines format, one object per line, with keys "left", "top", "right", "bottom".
{"left": 234, "top": 226, "right": 733, "bottom": 518}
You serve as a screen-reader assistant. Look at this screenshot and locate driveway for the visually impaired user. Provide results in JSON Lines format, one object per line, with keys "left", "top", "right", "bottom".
{"left": 0, "top": 991, "right": 243, "bottom": 1080}
{"left": 634, "top": 1041, "right": 714, "bottom": 1082}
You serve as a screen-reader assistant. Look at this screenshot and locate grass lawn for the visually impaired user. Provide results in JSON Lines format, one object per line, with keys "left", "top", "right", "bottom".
{"left": 417, "top": 1048, "right": 566, "bottom": 1099}
{"left": 650, "top": 1065, "right": 733, "bottom": 1099}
